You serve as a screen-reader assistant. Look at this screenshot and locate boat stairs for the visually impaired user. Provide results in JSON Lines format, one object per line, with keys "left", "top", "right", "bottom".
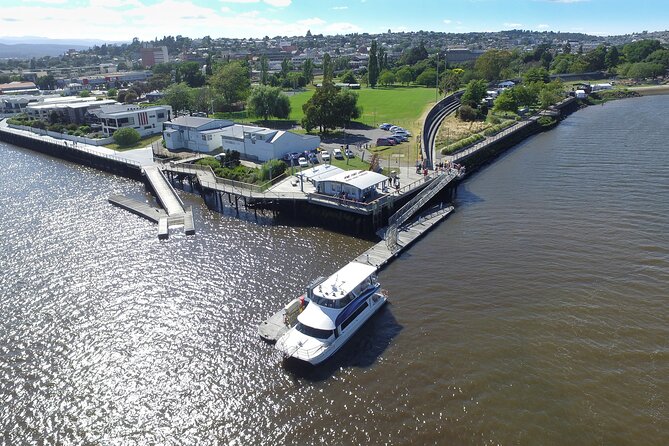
{"left": 109, "top": 165, "right": 195, "bottom": 239}
{"left": 258, "top": 167, "right": 459, "bottom": 342}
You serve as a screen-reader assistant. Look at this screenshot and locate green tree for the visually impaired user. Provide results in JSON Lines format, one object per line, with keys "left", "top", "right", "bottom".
{"left": 514, "top": 84, "right": 539, "bottom": 108}
{"left": 339, "top": 70, "right": 357, "bottom": 84}
{"left": 538, "top": 88, "right": 561, "bottom": 109}
{"left": 322, "top": 53, "right": 334, "bottom": 83}
{"left": 460, "top": 79, "right": 488, "bottom": 108}
{"left": 163, "top": 82, "right": 193, "bottom": 114}
{"left": 302, "top": 84, "right": 360, "bottom": 133}
{"left": 260, "top": 55, "right": 269, "bottom": 85}
{"left": 107, "top": 87, "right": 118, "bottom": 99}
{"left": 113, "top": 127, "right": 140, "bottom": 146}
{"left": 584, "top": 45, "right": 608, "bottom": 71}
{"left": 36, "top": 74, "right": 56, "bottom": 90}
{"left": 440, "top": 68, "right": 464, "bottom": 94}
{"left": 210, "top": 61, "right": 250, "bottom": 109}
{"left": 645, "top": 49, "right": 669, "bottom": 69}
{"left": 475, "top": 49, "right": 513, "bottom": 81}
{"left": 192, "top": 86, "right": 213, "bottom": 114}
{"left": 123, "top": 90, "right": 137, "bottom": 102}
{"left": 605, "top": 46, "right": 620, "bottom": 69}
{"left": 493, "top": 89, "right": 518, "bottom": 113}
{"left": 179, "top": 62, "right": 205, "bottom": 87}
{"left": 524, "top": 67, "right": 550, "bottom": 84}
{"left": 368, "top": 40, "right": 379, "bottom": 88}
{"left": 626, "top": 62, "right": 664, "bottom": 79}
{"left": 280, "top": 58, "right": 292, "bottom": 78}
{"left": 396, "top": 66, "right": 414, "bottom": 85}
{"left": 415, "top": 68, "right": 437, "bottom": 87}
{"left": 623, "top": 39, "right": 662, "bottom": 63}
{"left": 247, "top": 85, "right": 291, "bottom": 120}
{"left": 302, "top": 58, "right": 314, "bottom": 84}
{"left": 78, "top": 90, "right": 91, "bottom": 98}
{"left": 378, "top": 70, "right": 396, "bottom": 86}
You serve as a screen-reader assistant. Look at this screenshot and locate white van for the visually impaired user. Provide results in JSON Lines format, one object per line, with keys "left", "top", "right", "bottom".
{"left": 333, "top": 148, "right": 344, "bottom": 159}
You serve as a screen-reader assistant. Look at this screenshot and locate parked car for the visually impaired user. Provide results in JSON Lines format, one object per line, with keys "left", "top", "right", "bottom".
{"left": 393, "top": 130, "right": 411, "bottom": 138}
{"left": 389, "top": 125, "right": 402, "bottom": 133}
{"left": 387, "top": 135, "right": 405, "bottom": 144}
{"left": 333, "top": 147, "right": 344, "bottom": 159}
{"left": 298, "top": 157, "right": 308, "bottom": 168}
{"left": 307, "top": 152, "right": 319, "bottom": 164}
{"left": 345, "top": 148, "right": 355, "bottom": 158}
{"left": 321, "top": 151, "right": 331, "bottom": 162}
{"left": 376, "top": 138, "right": 396, "bottom": 146}
{"left": 379, "top": 123, "right": 393, "bottom": 130}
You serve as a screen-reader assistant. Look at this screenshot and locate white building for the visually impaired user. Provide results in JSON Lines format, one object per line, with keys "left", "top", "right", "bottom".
{"left": 163, "top": 117, "right": 321, "bottom": 162}
{"left": 97, "top": 104, "right": 173, "bottom": 137}
{"left": 25, "top": 96, "right": 118, "bottom": 123}
{"left": 316, "top": 169, "right": 389, "bottom": 202}
{"left": 163, "top": 116, "right": 234, "bottom": 152}
{"left": 0, "top": 95, "right": 41, "bottom": 116}
{"left": 219, "top": 124, "right": 320, "bottom": 162}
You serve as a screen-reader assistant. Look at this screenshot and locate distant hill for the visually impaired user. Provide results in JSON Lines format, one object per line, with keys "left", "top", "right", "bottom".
{"left": 0, "top": 37, "right": 127, "bottom": 59}
{"left": 0, "top": 43, "right": 92, "bottom": 58}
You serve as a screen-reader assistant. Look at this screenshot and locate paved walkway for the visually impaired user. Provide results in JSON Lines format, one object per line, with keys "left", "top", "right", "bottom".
{"left": 0, "top": 119, "right": 155, "bottom": 166}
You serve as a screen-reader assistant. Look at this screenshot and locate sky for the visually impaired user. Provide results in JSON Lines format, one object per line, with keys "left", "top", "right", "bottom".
{"left": 0, "top": 0, "right": 667, "bottom": 43}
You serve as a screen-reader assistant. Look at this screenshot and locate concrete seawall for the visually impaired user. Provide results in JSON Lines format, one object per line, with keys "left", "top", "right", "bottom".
{"left": 0, "top": 123, "right": 144, "bottom": 181}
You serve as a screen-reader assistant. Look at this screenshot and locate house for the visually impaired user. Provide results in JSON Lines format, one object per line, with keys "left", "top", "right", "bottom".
{"left": 498, "top": 80, "right": 516, "bottom": 89}
{"left": 219, "top": 124, "right": 320, "bottom": 162}
{"left": 96, "top": 104, "right": 173, "bottom": 137}
{"left": 163, "top": 116, "right": 234, "bottom": 152}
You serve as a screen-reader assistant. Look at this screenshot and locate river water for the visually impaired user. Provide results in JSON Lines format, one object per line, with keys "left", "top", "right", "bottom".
{"left": 1, "top": 95, "right": 668, "bottom": 445}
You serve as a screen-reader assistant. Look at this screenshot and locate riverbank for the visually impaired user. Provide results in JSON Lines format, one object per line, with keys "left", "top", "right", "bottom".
{"left": 628, "top": 84, "right": 669, "bottom": 96}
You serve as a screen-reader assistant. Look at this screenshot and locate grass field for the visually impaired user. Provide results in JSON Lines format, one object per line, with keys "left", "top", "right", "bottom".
{"left": 289, "top": 86, "right": 437, "bottom": 132}
{"left": 105, "top": 134, "right": 163, "bottom": 151}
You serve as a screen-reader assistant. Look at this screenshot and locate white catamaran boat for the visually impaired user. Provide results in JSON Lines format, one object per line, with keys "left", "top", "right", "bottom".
{"left": 275, "top": 262, "right": 387, "bottom": 365}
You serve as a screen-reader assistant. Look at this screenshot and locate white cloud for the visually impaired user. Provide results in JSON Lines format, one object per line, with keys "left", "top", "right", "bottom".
{"left": 443, "top": 19, "right": 452, "bottom": 24}
{"left": 324, "top": 22, "right": 362, "bottom": 34}
{"left": 536, "top": 23, "right": 550, "bottom": 29}
{"left": 298, "top": 17, "right": 326, "bottom": 26}
{"left": 219, "top": 0, "right": 259, "bottom": 3}
{"left": 542, "top": 0, "right": 588, "bottom": 3}
{"left": 504, "top": 22, "right": 523, "bottom": 28}
{"left": 332, "top": 6, "right": 348, "bottom": 10}
{"left": 263, "top": 0, "right": 291, "bottom": 6}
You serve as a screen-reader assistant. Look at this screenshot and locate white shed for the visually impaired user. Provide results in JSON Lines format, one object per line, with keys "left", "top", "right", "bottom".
{"left": 317, "top": 169, "right": 389, "bottom": 202}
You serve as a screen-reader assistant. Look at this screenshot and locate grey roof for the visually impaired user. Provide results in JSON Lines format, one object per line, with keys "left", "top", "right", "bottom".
{"left": 324, "top": 170, "right": 388, "bottom": 190}
{"left": 170, "top": 116, "right": 218, "bottom": 128}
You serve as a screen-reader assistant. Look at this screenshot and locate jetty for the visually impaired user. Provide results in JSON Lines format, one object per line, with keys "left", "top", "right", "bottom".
{"left": 140, "top": 165, "right": 194, "bottom": 239}
{"left": 258, "top": 167, "right": 460, "bottom": 342}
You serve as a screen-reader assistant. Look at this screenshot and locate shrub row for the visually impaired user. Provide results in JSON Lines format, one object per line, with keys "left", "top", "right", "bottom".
{"left": 440, "top": 134, "right": 485, "bottom": 155}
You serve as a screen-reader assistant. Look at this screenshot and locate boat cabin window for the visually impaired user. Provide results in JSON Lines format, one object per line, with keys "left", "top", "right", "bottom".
{"left": 310, "top": 294, "right": 354, "bottom": 309}
{"left": 340, "top": 302, "right": 369, "bottom": 331}
{"left": 295, "top": 323, "right": 333, "bottom": 340}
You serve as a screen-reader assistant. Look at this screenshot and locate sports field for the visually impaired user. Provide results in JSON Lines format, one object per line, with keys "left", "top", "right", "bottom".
{"left": 289, "top": 86, "right": 437, "bottom": 132}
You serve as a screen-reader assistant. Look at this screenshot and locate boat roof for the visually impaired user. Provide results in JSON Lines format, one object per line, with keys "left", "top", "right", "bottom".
{"left": 312, "top": 262, "right": 377, "bottom": 300}
{"left": 297, "top": 303, "right": 338, "bottom": 330}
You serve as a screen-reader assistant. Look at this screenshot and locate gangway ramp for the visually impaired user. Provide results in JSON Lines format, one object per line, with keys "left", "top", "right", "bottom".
{"left": 143, "top": 165, "right": 185, "bottom": 217}
{"left": 385, "top": 168, "right": 459, "bottom": 253}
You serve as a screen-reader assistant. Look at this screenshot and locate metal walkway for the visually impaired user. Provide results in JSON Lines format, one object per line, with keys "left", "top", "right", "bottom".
{"left": 385, "top": 168, "right": 459, "bottom": 253}
{"left": 135, "top": 165, "right": 195, "bottom": 239}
